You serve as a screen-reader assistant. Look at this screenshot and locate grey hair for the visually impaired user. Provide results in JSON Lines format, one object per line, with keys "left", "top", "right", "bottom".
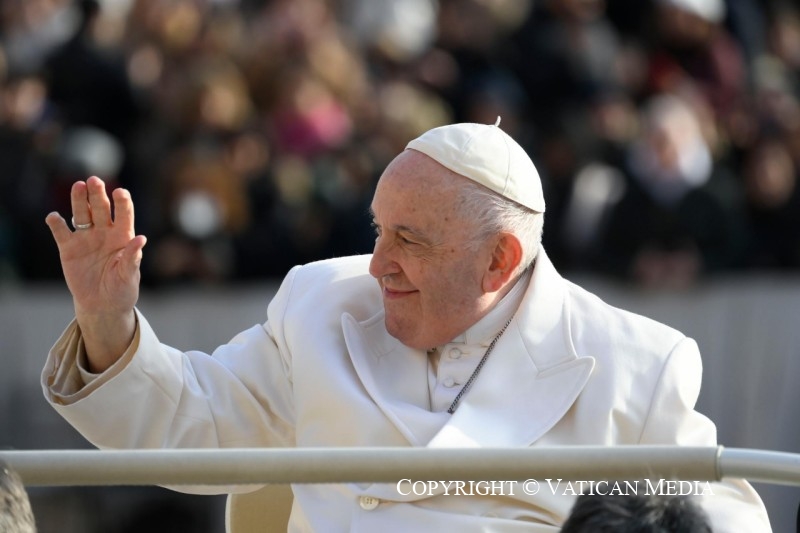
{"left": 456, "top": 178, "right": 545, "bottom": 276}
{"left": 0, "top": 462, "right": 37, "bottom": 533}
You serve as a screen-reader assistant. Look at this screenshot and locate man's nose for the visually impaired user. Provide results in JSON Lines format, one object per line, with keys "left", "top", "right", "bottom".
{"left": 369, "top": 238, "right": 398, "bottom": 279}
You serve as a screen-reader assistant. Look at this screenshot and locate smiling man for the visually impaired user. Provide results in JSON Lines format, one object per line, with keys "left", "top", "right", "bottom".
{"left": 369, "top": 148, "right": 530, "bottom": 352}
{"left": 41, "top": 121, "right": 771, "bottom": 531}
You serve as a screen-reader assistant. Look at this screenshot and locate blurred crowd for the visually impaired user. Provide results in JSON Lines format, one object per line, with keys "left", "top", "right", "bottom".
{"left": 0, "top": 0, "right": 798, "bottom": 288}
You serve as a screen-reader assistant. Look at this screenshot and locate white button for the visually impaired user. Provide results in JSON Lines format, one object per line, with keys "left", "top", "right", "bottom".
{"left": 442, "top": 377, "right": 456, "bottom": 388}
{"left": 448, "top": 348, "right": 462, "bottom": 359}
{"left": 359, "top": 496, "right": 380, "bottom": 510}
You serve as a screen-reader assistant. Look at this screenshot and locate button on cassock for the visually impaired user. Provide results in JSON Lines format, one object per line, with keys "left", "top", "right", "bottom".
{"left": 359, "top": 496, "right": 380, "bottom": 510}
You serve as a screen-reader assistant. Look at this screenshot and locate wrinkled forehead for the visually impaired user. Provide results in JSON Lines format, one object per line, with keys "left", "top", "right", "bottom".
{"left": 370, "top": 151, "right": 479, "bottom": 234}
{"left": 373, "top": 149, "right": 473, "bottom": 200}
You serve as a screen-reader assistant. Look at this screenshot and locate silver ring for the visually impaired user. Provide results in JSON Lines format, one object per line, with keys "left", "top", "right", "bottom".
{"left": 71, "top": 217, "right": 94, "bottom": 230}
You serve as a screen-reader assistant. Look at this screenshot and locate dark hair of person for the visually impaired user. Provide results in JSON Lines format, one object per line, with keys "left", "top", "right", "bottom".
{"left": 561, "top": 493, "right": 712, "bottom": 533}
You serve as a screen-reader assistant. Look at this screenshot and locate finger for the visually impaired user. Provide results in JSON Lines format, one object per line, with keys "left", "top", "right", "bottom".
{"left": 120, "top": 235, "right": 147, "bottom": 277}
{"left": 87, "top": 176, "right": 113, "bottom": 228}
{"left": 45, "top": 212, "right": 72, "bottom": 249}
{"left": 70, "top": 181, "right": 91, "bottom": 228}
{"left": 112, "top": 187, "right": 135, "bottom": 235}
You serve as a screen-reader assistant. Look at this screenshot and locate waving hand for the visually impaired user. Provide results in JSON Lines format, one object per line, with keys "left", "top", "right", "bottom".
{"left": 45, "top": 176, "right": 147, "bottom": 372}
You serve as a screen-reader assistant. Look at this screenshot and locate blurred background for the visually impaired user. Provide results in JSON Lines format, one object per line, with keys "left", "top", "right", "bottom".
{"left": 1, "top": 0, "right": 799, "bottom": 531}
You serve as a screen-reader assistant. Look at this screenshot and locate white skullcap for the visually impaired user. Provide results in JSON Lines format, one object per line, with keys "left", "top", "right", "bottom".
{"left": 405, "top": 118, "right": 545, "bottom": 212}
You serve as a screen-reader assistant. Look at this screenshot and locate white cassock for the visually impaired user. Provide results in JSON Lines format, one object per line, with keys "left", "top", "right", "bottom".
{"left": 42, "top": 249, "right": 772, "bottom": 532}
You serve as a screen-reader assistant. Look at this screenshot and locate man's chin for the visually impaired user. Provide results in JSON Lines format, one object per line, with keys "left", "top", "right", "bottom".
{"left": 384, "top": 317, "right": 427, "bottom": 350}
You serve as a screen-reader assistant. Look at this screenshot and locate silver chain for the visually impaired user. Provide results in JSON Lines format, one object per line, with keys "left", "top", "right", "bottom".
{"left": 447, "top": 316, "right": 514, "bottom": 414}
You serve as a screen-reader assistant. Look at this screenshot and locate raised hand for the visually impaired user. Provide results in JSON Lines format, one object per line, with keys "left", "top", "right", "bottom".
{"left": 45, "top": 176, "right": 147, "bottom": 372}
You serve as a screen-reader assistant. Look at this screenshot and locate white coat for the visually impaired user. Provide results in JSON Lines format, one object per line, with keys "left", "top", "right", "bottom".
{"left": 42, "top": 250, "right": 771, "bottom": 531}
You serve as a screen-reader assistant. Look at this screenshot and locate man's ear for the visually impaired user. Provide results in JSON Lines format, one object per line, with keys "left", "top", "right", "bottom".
{"left": 482, "top": 233, "right": 523, "bottom": 293}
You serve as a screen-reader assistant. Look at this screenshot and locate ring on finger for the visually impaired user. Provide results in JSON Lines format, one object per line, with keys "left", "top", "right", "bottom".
{"left": 71, "top": 216, "right": 94, "bottom": 230}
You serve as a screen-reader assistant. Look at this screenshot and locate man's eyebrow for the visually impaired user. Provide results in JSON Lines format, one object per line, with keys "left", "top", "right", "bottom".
{"left": 368, "top": 207, "right": 429, "bottom": 241}
{"left": 395, "top": 224, "right": 428, "bottom": 239}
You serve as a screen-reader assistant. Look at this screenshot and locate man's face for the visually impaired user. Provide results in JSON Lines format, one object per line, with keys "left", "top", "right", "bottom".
{"left": 368, "top": 150, "right": 495, "bottom": 350}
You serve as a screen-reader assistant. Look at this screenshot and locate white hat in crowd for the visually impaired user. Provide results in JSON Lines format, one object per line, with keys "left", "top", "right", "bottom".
{"left": 659, "top": 0, "right": 726, "bottom": 23}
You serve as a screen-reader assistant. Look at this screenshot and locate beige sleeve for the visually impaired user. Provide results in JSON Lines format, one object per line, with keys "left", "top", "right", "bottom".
{"left": 43, "top": 315, "right": 141, "bottom": 405}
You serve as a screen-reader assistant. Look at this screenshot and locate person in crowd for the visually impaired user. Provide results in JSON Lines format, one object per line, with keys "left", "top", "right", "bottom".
{"left": 741, "top": 134, "right": 800, "bottom": 269}
{"left": 596, "top": 93, "right": 745, "bottom": 287}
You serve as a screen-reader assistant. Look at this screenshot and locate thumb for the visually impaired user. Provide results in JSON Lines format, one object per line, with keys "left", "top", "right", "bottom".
{"left": 119, "top": 235, "right": 148, "bottom": 276}
{"left": 45, "top": 212, "right": 72, "bottom": 250}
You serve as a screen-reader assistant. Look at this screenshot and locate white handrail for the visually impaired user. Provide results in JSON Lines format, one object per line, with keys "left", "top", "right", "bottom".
{"left": 720, "top": 448, "right": 800, "bottom": 485}
{"left": 2, "top": 446, "right": 800, "bottom": 488}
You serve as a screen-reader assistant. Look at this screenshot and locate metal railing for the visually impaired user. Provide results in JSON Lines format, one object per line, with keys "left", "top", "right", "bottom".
{"left": 2, "top": 446, "right": 800, "bottom": 487}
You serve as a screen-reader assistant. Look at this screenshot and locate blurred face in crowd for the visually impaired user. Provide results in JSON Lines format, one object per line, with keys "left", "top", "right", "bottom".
{"left": 744, "top": 138, "right": 796, "bottom": 208}
{"left": 368, "top": 150, "right": 500, "bottom": 350}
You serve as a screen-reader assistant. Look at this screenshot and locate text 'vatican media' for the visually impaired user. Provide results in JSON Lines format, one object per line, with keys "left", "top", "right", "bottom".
{"left": 396, "top": 479, "right": 715, "bottom": 497}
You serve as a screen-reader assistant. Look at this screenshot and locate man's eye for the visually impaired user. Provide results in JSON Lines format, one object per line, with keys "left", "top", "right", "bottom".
{"left": 371, "top": 222, "right": 381, "bottom": 236}
{"left": 399, "top": 236, "right": 416, "bottom": 245}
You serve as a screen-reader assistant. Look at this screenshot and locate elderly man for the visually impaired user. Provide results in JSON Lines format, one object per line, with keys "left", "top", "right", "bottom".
{"left": 42, "top": 122, "right": 771, "bottom": 531}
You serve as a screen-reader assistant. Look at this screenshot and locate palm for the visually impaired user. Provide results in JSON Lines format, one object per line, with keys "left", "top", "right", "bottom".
{"left": 61, "top": 218, "right": 139, "bottom": 314}
{"left": 46, "top": 177, "right": 146, "bottom": 318}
